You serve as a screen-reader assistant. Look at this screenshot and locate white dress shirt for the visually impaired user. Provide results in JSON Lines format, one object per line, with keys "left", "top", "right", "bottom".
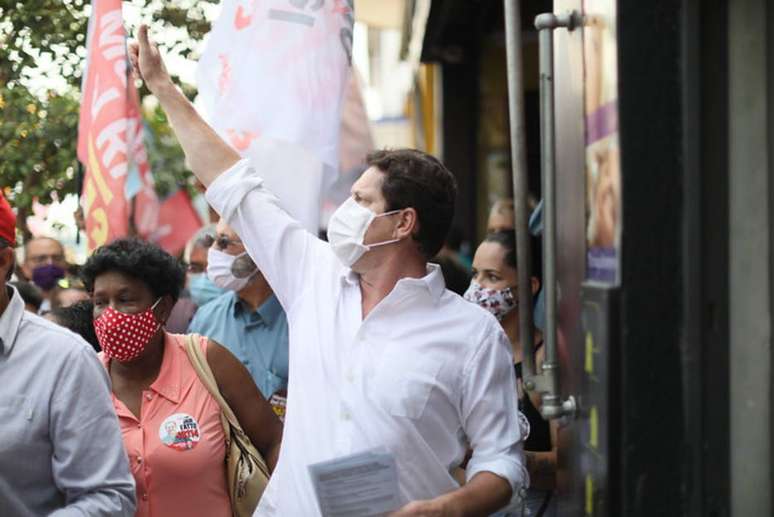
{"left": 206, "top": 155, "right": 528, "bottom": 516}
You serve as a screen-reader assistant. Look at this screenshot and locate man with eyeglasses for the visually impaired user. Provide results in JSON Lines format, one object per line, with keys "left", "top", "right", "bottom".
{"left": 0, "top": 194, "right": 136, "bottom": 516}
{"left": 160, "top": 225, "right": 222, "bottom": 333}
{"left": 188, "top": 219, "right": 289, "bottom": 416}
{"left": 20, "top": 236, "right": 68, "bottom": 313}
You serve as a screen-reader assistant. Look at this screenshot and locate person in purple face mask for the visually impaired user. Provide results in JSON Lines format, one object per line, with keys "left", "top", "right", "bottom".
{"left": 21, "top": 236, "right": 68, "bottom": 313}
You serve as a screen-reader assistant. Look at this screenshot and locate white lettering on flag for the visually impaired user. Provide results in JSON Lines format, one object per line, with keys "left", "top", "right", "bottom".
{"left": 90, "top": 76, "right": 119, "bottom": 121}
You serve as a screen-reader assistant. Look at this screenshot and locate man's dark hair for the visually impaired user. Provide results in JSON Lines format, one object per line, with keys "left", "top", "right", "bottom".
{"left": 81, "top": 238, "right": 185, "bottom": 302}
{"left": 48, "top": 301, "right": 100, "bottom": 352}
{"left": 484, "top": 230, "right": 543, "bottom": 282}
{"left": 9, "top": 280, "right": 43, "bottom": 311}
{"left": 367, "top": 149, "right": 457, "bottom": 259}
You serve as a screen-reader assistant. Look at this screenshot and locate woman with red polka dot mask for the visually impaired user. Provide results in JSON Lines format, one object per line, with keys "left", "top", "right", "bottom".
{"left": 82, "top": 238, "right": 282, "bottom": 517}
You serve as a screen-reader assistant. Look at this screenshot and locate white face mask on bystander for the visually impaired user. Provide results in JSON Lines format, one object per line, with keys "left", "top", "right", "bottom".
{"left": 206, "top": 248, "right": 258, "bottom": 291}
{"left": 326, "top": 197, "right": 402, "bottom": 268}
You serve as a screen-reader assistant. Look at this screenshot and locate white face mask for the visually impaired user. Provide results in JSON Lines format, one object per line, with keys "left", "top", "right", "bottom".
{"left": 326, "top": 197, "right": 402, "bottom": 268}
{"left": 207, "top": 248, "right": 258, "bottom": 291}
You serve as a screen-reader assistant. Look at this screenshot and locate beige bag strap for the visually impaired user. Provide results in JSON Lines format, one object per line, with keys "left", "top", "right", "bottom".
{"left": 183, "top": 333, "right": 243, "bottom": 435}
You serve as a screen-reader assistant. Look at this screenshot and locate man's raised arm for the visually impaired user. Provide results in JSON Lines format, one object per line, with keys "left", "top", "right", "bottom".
{"left": 128, "top": 25, "right": 333, "bottom": 311}
{"left": 129, "top": 25, "right": 238, "bottom": 186}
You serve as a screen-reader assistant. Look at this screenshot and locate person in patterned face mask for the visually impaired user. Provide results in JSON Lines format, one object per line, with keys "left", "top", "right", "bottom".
{"left": 464, "top": 230, "right": 559, "bottom": 517}
{"left": 81, "top": 238, "right": 282, "bottom": 517}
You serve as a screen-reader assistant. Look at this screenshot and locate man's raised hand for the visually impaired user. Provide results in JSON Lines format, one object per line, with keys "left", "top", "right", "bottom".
{"left": 128, "top": 24, "right": 170, "bottom": 94}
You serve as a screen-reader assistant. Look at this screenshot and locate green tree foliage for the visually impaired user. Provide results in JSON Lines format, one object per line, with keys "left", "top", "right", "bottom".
{"left": 0, "top": 0, "right": 217, "bottom": 237}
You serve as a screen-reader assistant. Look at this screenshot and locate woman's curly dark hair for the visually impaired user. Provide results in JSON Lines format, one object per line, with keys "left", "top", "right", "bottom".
{"left": 81, "top": 238, "right": 186, "bottom": 302}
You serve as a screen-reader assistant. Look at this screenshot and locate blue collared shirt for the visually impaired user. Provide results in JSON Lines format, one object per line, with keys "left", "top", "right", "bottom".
{"left": 188, "top": 291, "right": 289, "bottom": 399}
{"left": 0, "top": 286, "right": 136, "bottom": 516}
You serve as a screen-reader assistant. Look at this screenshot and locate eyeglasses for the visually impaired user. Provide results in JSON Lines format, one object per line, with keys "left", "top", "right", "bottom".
{"left": 200, "top": 234, "right": 244, "bottom": 252}
{"left": 185, "top": 262, "right": 207, "bottom": 274}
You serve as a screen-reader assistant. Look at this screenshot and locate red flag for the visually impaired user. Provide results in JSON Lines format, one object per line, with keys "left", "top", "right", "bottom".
{"left": 151, "top": 190, "right": 202, "bottom": 256}
{"left": 78, "top": 0, "right": 152, "bottom": 251}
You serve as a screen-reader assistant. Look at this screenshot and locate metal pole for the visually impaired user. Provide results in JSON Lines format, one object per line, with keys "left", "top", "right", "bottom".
{"left": 538, "top": 20, "right": 558, "bottom": 398}
{"left": 534, "top": 11, "right": 580, "bottom": 419}
{"left": 503, "top": 0, "right": 536, "bottom": 382}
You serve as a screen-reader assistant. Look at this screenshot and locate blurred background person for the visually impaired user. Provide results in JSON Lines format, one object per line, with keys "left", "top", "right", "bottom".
{"left": 488, "top": 198, "right": 516, "bottom": 234}
{"left": 188, "top": 221, "right": 289, "bottom": 416}
{"left": 20, "top": 236, "right": 68, "bottom": 313}
{"left": 464, "top": 230, "right": 557, "bottom": 517}
{"left": 487, "top": 197, "right": 540, "bottom": 234}
{"left": 81, "top": 238, "right": 282, "bottom": 517}
{"left": 9, "top": 280, "right": 43, "bottom": 313}
{"left": 183, "top": 224, "right": 224, "bottom": 308}
{"left": 45, "top": 300, "right": 101, "bottom": 352}
{"left": 165, "top": 224, "right": 223, "bottom": 333}
{"left": 51, "top": 276, "right": 90, "bottom": 309}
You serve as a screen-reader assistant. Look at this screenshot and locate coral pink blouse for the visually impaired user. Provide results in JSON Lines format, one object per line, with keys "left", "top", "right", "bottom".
{"left": 101, "top": 333, "right": 231, "bottom": 517}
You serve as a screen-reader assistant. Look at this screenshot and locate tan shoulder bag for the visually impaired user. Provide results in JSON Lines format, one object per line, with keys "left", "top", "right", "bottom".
{"left": 184, "top": 334, "right": 270, "bottom": 517}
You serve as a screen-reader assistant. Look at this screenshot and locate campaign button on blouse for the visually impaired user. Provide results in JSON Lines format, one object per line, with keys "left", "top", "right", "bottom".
{"left": 158, "top": 413, "right": 201, "bottom": 451}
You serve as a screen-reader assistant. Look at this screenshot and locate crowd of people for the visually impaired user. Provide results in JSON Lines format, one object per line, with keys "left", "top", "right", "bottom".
{"left": 0, "top": 25, "right": 558, "bottom": 517}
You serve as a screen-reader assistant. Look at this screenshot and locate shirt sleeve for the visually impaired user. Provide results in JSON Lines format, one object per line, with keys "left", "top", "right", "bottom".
{"left": 205, "top": 144, "right": 339, "bottom": 312}
{"left": 461, "top": 318, "right": 529, "bottom": 509}
{"left": 48, "top": 344, "right": 136, "bottom": 517}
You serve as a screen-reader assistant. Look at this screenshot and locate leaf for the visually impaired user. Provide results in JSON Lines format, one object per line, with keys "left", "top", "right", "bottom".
{"left": 1, "top": 0, "right": 210, "bottom": 235}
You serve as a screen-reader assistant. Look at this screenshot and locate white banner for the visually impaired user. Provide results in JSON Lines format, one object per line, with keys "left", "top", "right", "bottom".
{"left": 197, "top": 0, "right": 353, "bottom": 232}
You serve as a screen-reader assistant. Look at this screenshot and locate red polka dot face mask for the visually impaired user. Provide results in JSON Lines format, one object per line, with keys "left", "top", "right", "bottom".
{"left": 94, "top": 299, "right": 163, "bottom": 362}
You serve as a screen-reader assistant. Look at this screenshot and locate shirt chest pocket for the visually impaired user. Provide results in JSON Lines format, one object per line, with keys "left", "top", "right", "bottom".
{"left": 0, "top": 395, "right": 36, "bottom": 453}
{"left": 0, "top": 395, "right": 33, "bottom": 420}
{"left": 370, "top": 350, "right": 444, "bottom": 420}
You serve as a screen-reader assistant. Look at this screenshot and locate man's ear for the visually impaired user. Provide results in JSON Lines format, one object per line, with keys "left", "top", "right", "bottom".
{"left": 396, "top": 207, "right": 419, "bottom": 240}
{"left": 1, "top": 248, "right": 15, "bottom": 283}
{"left": 20, "top": 261, "right": 31, "bottom": 280}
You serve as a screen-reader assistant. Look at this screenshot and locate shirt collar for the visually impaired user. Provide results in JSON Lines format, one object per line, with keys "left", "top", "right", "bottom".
{"left": 149, "top": 332, "right": 182, "bottom": 403}
{"left": 0, "top": 286, "right": 25, "bottom": 355}
{"left": 99, "top": 332, "right": 182, "bottom": 404}
{"left": 339, "top": 263, "right": 446, "bottom": 303}
{"left": 228, "top": 290, "right": 243, "bottom": 317}
{"left": 255, "top": 294, "right": 282, "bottom": 325}
{"left": 233, "top": 292, "right": 282, "bottom": 324}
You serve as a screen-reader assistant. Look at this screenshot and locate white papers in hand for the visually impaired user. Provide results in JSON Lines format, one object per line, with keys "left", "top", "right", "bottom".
{"left": 308, "top": 449, "right": 401, "bottom": 517}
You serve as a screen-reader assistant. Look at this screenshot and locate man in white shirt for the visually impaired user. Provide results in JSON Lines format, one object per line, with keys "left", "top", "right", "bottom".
{"left": 131, "top": 25, "right": 527, "bottom": 516}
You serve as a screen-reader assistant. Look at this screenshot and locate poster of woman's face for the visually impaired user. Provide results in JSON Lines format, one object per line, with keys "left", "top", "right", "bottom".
{"left": 583, "top": 0, "right": 621, "bottom": 284}
{"left": 587, "top": 136, "right": 620, "bottom": 249}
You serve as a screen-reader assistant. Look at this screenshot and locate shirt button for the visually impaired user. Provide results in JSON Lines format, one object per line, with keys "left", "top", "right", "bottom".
{"left": 142, "top": 492, "right": 148, "bottom": 501}
{"left": 341, "top": 409, "right": 351, "bottom": 421}
{"left": 145, "top": 393, "right": 153, "bottom": 401}
{"left": 137, "top": 456, "right": 143, "bottom": 464}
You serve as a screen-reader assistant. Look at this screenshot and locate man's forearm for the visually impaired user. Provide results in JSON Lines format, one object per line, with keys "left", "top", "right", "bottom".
{"left": 437, "top": 472, "right": 513, "bottom": 517}
{"left": 152, "top": 81, "right": 240, "bottom": 186}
